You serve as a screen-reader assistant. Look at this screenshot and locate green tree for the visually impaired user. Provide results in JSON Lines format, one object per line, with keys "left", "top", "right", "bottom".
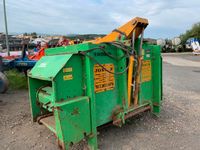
{"left": 31, "top": 32, "right": 37, "bottom": 38}
{"left": 180, "top": 22, "right": 200, "bottom": 44}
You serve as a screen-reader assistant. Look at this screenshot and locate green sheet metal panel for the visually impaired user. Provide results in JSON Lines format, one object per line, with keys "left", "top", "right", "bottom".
{"left": 151, "top": 45, "right": 162, "bottom": 114}
{"left": 88, "top": 45, "right": 127, "bottom": 126}
{"left": 53, "top": 55, "right": 84, "bottom": 102}
{"left": 29, "top": 55, "right": 72, "bottom": 81}
{"left": 45, "top": 43, "right": 97, "bottom": 56}
{"left": 54, "top": 96, "right": 91, "bottom": 146}
{"left": 139, "top": 43, "right": 162, "bottom": 114}
{"left": 139, "top": 44, "right": 153, "bottom": 105}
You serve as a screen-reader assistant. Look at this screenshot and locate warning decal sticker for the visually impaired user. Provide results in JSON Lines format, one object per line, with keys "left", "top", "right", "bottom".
{"left": 94, "top": 64, "right": 115, "bottom": 93}
{"left": 63, "top": 74, "right": 73, "bottom": 80}
{"left": 141, "top": 60, "right": 152, "bottom": 82}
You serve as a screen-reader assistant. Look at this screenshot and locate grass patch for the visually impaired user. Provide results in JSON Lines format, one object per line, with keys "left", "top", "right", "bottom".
{"left": 5, "top": 70, "right": 28, "bottom": 90}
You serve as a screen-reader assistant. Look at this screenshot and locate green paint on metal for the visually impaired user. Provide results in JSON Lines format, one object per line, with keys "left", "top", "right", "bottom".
{"left": 45, "top": 43, "right": 98, "bottom": 56}
{"left": 151, "top": 45, "right": 162, "bottom": 114}
{"left": 54, "top": 55, "right": 84, "bottom": 102}
{"left": 84, "top": 56, "right": 98, "bottom": 150}
{"left": 89, "top": 45, "right": 127, "bottom": 126}
{"left": 29, "top": 55, "right": 72, "bottom": 81}
{"left": 52, "top": 96, "right": 91, "bottom": 149}
{"left": 28, "top": 40, "right": 162, "bottom": 150}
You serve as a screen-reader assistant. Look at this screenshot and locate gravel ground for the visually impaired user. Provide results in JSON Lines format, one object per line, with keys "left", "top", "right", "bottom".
{"left": 1, "top": 53, "right": 200, "bottom": 150}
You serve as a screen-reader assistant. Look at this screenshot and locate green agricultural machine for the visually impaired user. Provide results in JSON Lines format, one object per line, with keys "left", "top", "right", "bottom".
{"left": 28, "top": 17, "right": 162, "bottom": 149}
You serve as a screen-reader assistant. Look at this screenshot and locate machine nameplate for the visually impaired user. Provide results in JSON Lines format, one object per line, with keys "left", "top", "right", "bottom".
{"left": 94, "top": 64, "right": 115, "bottom": 93}
{"left": 141, "top": 60, "right": 152, "bottom": 82}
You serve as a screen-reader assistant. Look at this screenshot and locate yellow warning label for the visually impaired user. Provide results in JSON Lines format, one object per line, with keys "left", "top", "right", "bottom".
{"left": 63, "top": 67, "right": 73, "bottom": 73}
{"left": 63, "top": 74, "right": 73, "bottom": 80}
{"left": 94, "top": 64, "right": 115, "bottom": 93}
{"left": 141, "top": 60, "right": 152, "bottom": 82}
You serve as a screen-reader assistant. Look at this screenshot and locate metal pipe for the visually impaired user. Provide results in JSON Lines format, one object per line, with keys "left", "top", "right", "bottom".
{"left": 3, "top": 0, "right": 10, "bottom": 56}
{"left": 132, "top": 31, "right": 135, "bottom": 51}
{"left": 133, "top": 27, "right": 144, "bottom": 107}
{"left": 139, "top": 28, "right": 144, "bottom": 56}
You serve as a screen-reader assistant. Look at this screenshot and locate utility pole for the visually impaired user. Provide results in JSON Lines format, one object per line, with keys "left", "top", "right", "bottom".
{"left": 3, "top": 0, "right": 10, "bottom": 56}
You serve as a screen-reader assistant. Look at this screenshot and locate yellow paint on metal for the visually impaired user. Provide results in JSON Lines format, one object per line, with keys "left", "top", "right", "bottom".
{"left": 94, "top": 64, "right": 115, "bottom": 93}
{"left": 141, "top": 60, "right": 152, "bottom": 82}
{"left": 63, "top": 74, "right": 73, "bottom": 80}
{"left": 92, "top": 17, "right": 148, "bottom": 44}
{"left": 127, "top": 56, "right": 134, "bottom": 107}
{"left": 63, "top": 67, "right": 73, "bottom": 73}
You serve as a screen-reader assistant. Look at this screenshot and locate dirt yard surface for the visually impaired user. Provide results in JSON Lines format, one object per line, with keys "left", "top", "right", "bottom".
{"left": 1, "top": 53, "right": 200, "bottom": 150}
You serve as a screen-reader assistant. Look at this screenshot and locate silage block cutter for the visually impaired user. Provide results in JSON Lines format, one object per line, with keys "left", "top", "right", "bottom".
{"left": 28, "top": 17, "right": 162, "bottom": 149}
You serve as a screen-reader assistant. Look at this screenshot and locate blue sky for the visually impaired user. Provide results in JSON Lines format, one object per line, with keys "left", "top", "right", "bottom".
{"left": 0, "top": 0, "right": 200, "bottom": 38}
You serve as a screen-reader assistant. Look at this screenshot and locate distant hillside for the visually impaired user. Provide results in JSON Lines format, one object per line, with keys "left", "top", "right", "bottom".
{"left": 66, "top": 34, "right": 106, "bottom": 40}
{"left": 5, "top": 32, "right": 106, "bottom": 41}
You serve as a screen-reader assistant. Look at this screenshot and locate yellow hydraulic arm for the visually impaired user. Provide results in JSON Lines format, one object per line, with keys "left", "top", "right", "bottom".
{"left": 92, "top": 17, "right": 148, "bottom": 107}
{"left": 92, "top": 17, "right": 148, "bottom": 44}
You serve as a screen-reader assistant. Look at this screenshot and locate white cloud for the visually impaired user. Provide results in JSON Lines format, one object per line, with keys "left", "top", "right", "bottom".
{"left": 0, "top": 0, "right": 199, "bottom": 38}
